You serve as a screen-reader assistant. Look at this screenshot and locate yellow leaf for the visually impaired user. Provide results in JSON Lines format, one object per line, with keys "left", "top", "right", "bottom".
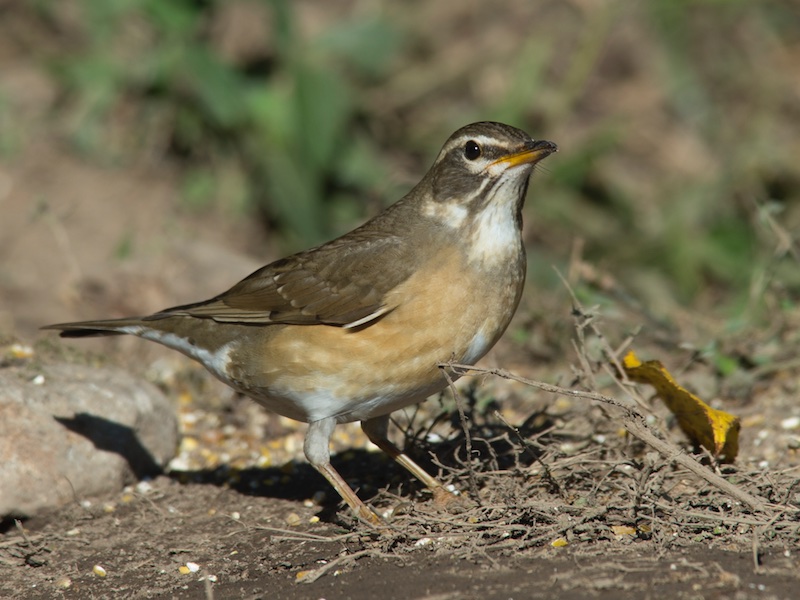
{"left": 622, "top": 351, "right": 740, "bottom": 462}
{"left": 551, "top": 537, "right": 569, "bottom": 548}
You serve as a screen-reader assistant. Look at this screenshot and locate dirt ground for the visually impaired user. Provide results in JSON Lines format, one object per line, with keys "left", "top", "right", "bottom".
{"left": 3, "top": 472, "right": 799, "bottom": 600}
{"left": 2, "top": 4, "right": 800, "bottom": 599}
{"left": 2, "top": 354, "right": 800, "bottom": 600}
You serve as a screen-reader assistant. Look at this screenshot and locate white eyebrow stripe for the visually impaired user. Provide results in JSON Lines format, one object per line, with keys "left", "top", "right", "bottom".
{"left": 444, "top": 133, "right": 511, "bottom": 154}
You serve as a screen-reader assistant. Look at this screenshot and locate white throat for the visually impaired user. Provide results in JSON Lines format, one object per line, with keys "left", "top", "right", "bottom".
{"left": 465, "top": 175, "right": 525, "bottom": 266}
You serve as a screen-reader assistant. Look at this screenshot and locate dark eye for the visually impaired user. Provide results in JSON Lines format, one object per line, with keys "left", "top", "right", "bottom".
{"left": 464, "top": 140, "right": 481, "bottom": 160}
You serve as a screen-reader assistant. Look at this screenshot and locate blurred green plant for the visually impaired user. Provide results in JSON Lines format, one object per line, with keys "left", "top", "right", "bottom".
{"left": 45, "top": 0, "right": 402, "bottom": 248}
{"left": 14, "top": 0, "right": 799, "bottom": 324}
{"left": 481, "top": 0, "right": 800, "bottom": 325}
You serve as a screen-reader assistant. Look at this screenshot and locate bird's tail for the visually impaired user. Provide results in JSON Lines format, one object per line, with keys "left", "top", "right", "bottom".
{"left": 42, "top": 318, "right": 152, "bottom": 338}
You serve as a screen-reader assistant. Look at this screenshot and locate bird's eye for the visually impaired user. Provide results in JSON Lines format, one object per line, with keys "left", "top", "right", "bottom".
{"left": 464, "top": 140, "right": 481, "bottom": 160}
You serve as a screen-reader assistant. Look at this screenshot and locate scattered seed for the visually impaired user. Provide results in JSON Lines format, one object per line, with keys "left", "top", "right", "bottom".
{"left": 135, "top": 481, "right": 153, "bottom": 494}
{"left": 611, "top": 525, "right": 637, "bottom": 536}
{"left": 9, "top": 344, "right": 34, "bottom": 359}
{"left": 781, "top": 416, "right": 800, "bottom": 430}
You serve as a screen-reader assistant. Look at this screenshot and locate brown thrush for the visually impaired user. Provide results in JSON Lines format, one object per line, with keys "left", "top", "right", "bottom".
{"left": 44, "top": 121, "right": 557, "bottom": 525}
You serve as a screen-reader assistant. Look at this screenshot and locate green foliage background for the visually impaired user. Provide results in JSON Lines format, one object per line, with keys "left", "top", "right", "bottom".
{"left": 3, "top": 0, "right": 799, "bottom": 326}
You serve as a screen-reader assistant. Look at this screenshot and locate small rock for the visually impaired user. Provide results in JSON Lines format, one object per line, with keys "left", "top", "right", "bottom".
{"left": 0, "top": 362, "right": 177, "bottom": 518}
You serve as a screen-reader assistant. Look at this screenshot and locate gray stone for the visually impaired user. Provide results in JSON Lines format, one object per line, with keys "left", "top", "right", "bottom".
{"left": 0, "top": 363, "right": 177, "bottom": 518}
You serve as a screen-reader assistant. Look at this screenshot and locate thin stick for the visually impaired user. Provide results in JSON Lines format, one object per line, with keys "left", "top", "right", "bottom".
{"left": 440, "top": 366, "right": 480, "bottom": 503}
{"left": 296, "top": 549, "right": 374, "bottom": 584}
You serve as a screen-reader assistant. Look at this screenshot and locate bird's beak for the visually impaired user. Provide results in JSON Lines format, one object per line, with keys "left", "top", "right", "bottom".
{"left": 491, "top": 139, "right": 558, "bottom": 170}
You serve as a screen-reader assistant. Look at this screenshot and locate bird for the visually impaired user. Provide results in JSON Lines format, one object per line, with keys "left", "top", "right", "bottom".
{"left": 44, "top": 121, "right": 557, "bottom": 525}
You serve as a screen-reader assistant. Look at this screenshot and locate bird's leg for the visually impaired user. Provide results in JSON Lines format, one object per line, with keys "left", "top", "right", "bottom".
{"left": 304, "top": 417, "right": 383, "bottom": 526}
{"left": 361, "top": 414, "right": 458, "bottom": 506}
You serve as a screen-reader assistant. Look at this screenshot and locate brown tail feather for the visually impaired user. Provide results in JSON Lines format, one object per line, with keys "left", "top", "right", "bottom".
{"left": 41, "top": 318, "right": 146, "bottom": 338}
{"left": 54, "top": 328, "right": 126, "bottom": 338}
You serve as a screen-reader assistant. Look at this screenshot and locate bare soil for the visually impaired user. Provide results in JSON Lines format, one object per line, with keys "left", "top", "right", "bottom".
{"left": 3, "top": 474, "right": 798, "bottom": 600}
{"left": 2, "top": 393, "right": 799, "bottom": 600}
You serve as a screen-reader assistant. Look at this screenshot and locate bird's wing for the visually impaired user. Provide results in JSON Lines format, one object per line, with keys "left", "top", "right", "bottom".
{"left": 152, "top": 232, "right": 415, "bottom": 328}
